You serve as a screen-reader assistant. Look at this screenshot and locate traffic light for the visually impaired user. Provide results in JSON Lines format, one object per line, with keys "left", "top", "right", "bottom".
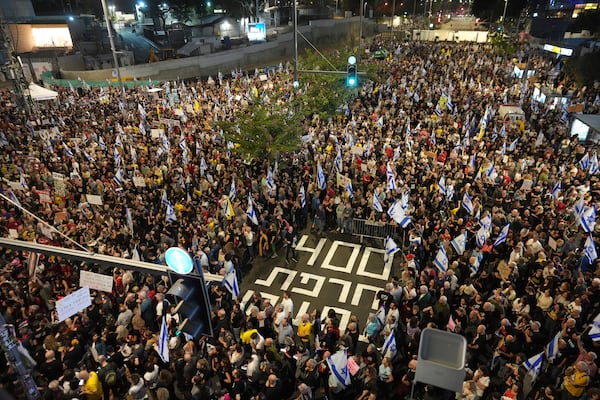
{"left": 346, "top": 55, "right": 357, "bottom": 87}
{"left": 167, "top": 274, "right": 213, "bottom": 338}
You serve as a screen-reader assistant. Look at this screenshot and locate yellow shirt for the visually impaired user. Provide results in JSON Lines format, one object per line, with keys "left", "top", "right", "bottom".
{"left": 297, "top": 321, "right": 312, "bottom": 342}
{"left": 563, "top": 369, "right": 589, "bottom": 397}
{"left": 83, "top": 371, "right": 103, "bottom": 400}
{"left": 240, "top": 329, "right": 258, "bottom": 345}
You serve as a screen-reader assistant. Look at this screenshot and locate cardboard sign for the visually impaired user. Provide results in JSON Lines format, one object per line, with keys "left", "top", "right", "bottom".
{"left": 133, "top": 176, "right": 146, "bottom": 187}
{"left": 56, "top": 286, "right": 92, "bottom": 322}
{"left": 38, "top": 190, "right": 52, "bottom": 204}
{"left": 86, "top": 194, "right": 103, "bottom": 205}
{"left": 80, "top": 270, "right": 113, "bottom": 293}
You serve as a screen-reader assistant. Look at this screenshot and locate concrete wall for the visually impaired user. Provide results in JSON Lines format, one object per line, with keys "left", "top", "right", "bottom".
{"left": 60, "top": 17, "right": 373, "bottom": 82}
{"left": 413, "top": 29, "right": 489, "bottom": 43}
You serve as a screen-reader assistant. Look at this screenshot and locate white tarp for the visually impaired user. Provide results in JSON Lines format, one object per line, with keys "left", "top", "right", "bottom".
{"left": 27, "top": 83, "right": 59, "bottom": 101}
{"left": 499, "top": 105, "right": 525, "bottom": 120}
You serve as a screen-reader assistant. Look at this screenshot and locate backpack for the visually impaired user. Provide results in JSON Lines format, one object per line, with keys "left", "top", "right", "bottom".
{"left": 104, "top": 370, "right": 118, "bottom": 387}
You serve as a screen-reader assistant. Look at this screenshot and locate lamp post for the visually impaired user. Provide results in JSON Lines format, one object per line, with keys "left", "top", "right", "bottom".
{"left": 391, "top": 0, "right": 395, "bottom": 32}
{"left": 359, "top": 0, "right": 364, "bottom": 50}
{"left": 501, "top": 0, "right": 508, "bottom": 32}
{"left": 135, "top": 2, "right": 146, "bottom": 25}
{"left": 100, "top": 0, "right": 124, "bottom": 90}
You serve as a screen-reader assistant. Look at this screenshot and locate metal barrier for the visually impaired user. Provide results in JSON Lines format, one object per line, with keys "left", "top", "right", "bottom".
{"left": 351, "top": 219, "right": 398, "bottom": 243}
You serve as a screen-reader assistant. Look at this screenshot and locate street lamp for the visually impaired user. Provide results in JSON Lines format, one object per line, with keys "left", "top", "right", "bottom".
{"left": 501, "top": 0, "right": 509, "bottom": 32}
{"left": 100, "top": 0, "right": 124, "bottom": 90}
{"left": 135, "top": 2, "right": 146, "bottom": 24}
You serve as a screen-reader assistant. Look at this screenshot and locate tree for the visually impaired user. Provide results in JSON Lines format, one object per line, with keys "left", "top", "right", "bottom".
{"left": 471, "top": 0, "right": 527, "bottom": 23}
{"left": 564, "top": 52, "right": 600, "bottom": 87}
{"left": 218, "top": 99, "right": 303, "bottom": 161}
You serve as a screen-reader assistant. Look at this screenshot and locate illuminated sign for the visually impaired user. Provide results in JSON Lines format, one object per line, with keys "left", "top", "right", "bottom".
{"left": 543, "top": 44, "right": 573, "bottom": 57}
{"left": 572, "top": 3, "right": 598, "bottom": 18}
{"left": 32, "top": 27, "right": 73, "bottom": 48}
{"left": 247, "top": 22, "right": 266, "bottom": 41}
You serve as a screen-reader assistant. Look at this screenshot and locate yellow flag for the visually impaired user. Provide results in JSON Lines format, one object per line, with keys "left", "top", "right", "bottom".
{"left": 156, "top": 106, "right": 161, "bottom": 119}
{"left": 194, "top": 100, "right": 200, "bottom": 113}
{"left": 225, "top": 198, "right": 235, "bottom": 219}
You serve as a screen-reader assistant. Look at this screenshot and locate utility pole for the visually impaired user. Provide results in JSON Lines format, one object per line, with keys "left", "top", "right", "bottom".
{"left": 100, "top": 0, "right": 124, "bottom": 91}
{"left": 293, "top": 0, "right": 298, "bottom": 85}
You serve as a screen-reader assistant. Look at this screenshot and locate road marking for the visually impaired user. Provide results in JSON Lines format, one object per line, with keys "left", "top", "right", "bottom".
{"left": 327, "top": 278, "right": 353, "bottom": 303}
{"left": 320, "top": 240, "right": 361, "bottom": 273}
{"left": 241, "top": 290, "right": 280, "bottom": 315}
{"left": 322, "top": 306, "right": 352, "bottom": 333}
{"left": 350, "top": 283, "right": 381, "bottom": 309}
{"left": 296, "top": 235, "right": 327, "bottom": 265}
{"left": 255, "top": 267, "right": 297, "bottom": 290}
{"left": 356, "top": 247, "right": 392, "bottom": 280}
{"left": 291, "top": 272, "right": 326, "bottom": 297}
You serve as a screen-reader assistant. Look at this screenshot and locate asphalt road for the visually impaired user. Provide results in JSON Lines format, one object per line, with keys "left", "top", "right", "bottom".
{"left": 239, "top": 231, "right": 395, "bottom": 333}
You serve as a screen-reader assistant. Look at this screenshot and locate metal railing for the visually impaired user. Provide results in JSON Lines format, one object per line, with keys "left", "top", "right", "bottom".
{"left": 351, "top": 218, "right": 398, "bottom": 243}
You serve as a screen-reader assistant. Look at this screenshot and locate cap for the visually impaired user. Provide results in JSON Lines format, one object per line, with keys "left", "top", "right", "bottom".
{"left": 406, "top": 254, "right": 415, "bottom": 261}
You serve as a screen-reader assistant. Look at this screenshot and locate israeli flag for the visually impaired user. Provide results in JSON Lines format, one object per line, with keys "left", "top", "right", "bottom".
{"left": 388, "top": 201, "right": 411, "bottom": 228}
{"left": 179, "top": 132, "right": 187, "bottom": 152}
{"left": 8, "top": 191, "right": 20, "bottom": 207}
{"left": 98, "top": 135, "right": 107, "bottom": 151}
{"left": 166, "top": 202, "right": 177, "bottom": 222}
{"left": 434, "top": 103, "right": 443, "bottom": 117}
{"left": 451, "top": 232, "right": 467, "bottom": 255}
{"left": 267, "top": 167, "right": 275, "bottom": 192}
{"left": 584, "top": 234, "right": 598, "bottom": 264}
{"left": 493, "top": 223, "right": 510, "bottom": 247}
{"left": 581, "top": 205, "right": 596, "bottom": 233}
{"left": 375, "top": 306, "right": 387, "bottom": 327}
{"left": 373, "top": 192, "right": 383, "bottom": 213}
{"left": 326, "top": 349, "right": 351, "bottom": 388}
{"left": 113, "top": 146, "right": 121, "bottom": 166}
{"left": 229, "top": 179, "right": 236, "bottom": 201}
{"left": 574, "top": 198, "right": 585, "bottom": 223}
{"left": 486, "top": 162, "right": 495, "bottom": 181}
{"left": 246, "top": 195, "right": 259, "bottom": 225}
{"left": 138, "top": 103, "right": 147, "bottom": 119}
{"left": 386, "top": 163, "right": 397, "bottom": 190}
{"left": 508, "top": 138, "right": 518, "bottom": 152}
{"left": 125, "top": 207, "right": 134, "bottom": 232}
{"left": 447, "top": 97, "right": 454, "bottom": 112}
{"left": 470, "top": 252, "right": 483, "bottom": 275}
{"left": 590, "top": 152, "right": 599, "bottom": 175}
{"left": 62, "top": 142, "right": 74, "bottom": 158}
{"left": 384, "top": 236, "right": 400, "bottom": 264}
{"left": 468, "top": 154, "right": 476, "bottom": 171}
{"left": 157, "top": 317, "right": 170, "bottom": 363}
{"left": 589, "top": 314, "right": 600, "bottom": 342}
{"left": 400, "top": 191, "right": 410, "bottom": 210}
{"left": 114, "top": 168, "right": 125, "bottom": 187}
{"left": 438, "top": 176, "right": 447, "bottom": 196}
{"left": 479, "top": 213, "right": 492, "bottom": 231}
{"left": 346, "top": 179, "right": 354, "bottom": 199}
{"left": 335, "top": 148, "right": 343, "bottom": 173}
{"left": 161, "top": 191, "right": 171, "bottom": 207}
{"left": 430, "top": 130, "right": 436, "bottom": 145}
{"left": 476, "top": 226, "right": 488, "bottom": 248}
{"left": 446, "top": 184, "right": 454, "bottom": 201}
{"left": 523, "top": 352, "right": 544, "bottom": 382}
{"left": 20, "top": 174, "right": 28, "bottom": 190}
{"left": 580, "top": 153, "right": 590, "bottom": 171}
{"left": 550, "top": 181, "right": 561, "bottom": 199}
{"left": 434, "top": 243, "right": 448, "bottom": 272}
{"left": 200, "top": 158, "right": 208, "bottom": 174}
{"left": 222, "top": 270, "right": 240, "bottom": 297}
{"left": 546, "top": 331, "right": 562, "bottom": 362}
{"left": 382, "top": 332, "right": 397, "bottom": 359}
{"left": 462, "top": 192, "right": 473, "bottom": 215}
{"left": 501, "top": 141, "right": 506, "bottom": 156}
{"left": 299, "top": 185, "right": 306, "bottom": 208}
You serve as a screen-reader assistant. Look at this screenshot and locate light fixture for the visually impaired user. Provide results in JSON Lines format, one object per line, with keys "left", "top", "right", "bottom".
{"left": 165, "top": 247, "right": 194, "bottom": 274}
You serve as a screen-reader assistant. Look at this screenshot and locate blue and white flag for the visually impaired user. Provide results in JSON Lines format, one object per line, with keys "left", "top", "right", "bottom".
{"left": 125, "top": 207, "right": 133, "bottom": 232}
{"left": 346, "top": 179, "right": 354, "bottom": 199}
{"left": 574, "top": 198, "right": 585, "bottom": 223}
{"left": 326, "top": 349, "right": 351, "bottom": 388}
{"left": 589, "top": 313, "right": 600, "bottom": 342}
{"left": 335, "top": 148, "right": 343, "bottom": 173}
{"left": 581, "top": 205, "right": 596, "bottom": 233}
{"left": 83, "top": 150, "right": 95, "bottom": 163}
{"left": 113, "top": 146, "right": 121, "bottom": 166}
{"left": 580, "top": 153, "right": 590, "bottom": 171}
{"left": 462, "top": 192, "right": 473, "bottom": 215}
{"left": 229, "top": 179, "right": 236, "bottom": 201}
{"left": 386, "top": 163, "right": 396, "bottom": 190}
{"left": 373, "top": 192, "right": 383, "bottom": 213}
{"left": 590, "top": 152, "right": 599, "bottom": 175}
{"left": 451, "top": 231, "right": 467, "bottom": 255}
{"left": 267, "top": 167, "right": 275, "bottom": 192}
{"left": 468, "top": 154, "right": 476, "bottom": 171}
{"left": 161, "top": 191, "right": 171, "bottom": 207}
{"left": 98, "top": 135, "right": 107, "bottom": 151}
{"left": 222, "top": 269, "right": 240, "bottom": 297}
{"left": 179, "top": 132, "right": 187, "bottom": 152}
{"left": 584, "top": 234, "right": 598, "bottom": 264}
{"left": 546, "top": 331, "right": 562, "bottom": 362}
{"left": 493, "top": 223, "right": 510, "bottom": 247}
{"left": 317, "top": 163, "right": 326, "bottom": 190}
{"left": 299, "top": 185, "right": 306, "bottom": 207}
{"left": 438, "top": 176, "right": 447, "bottom": 196}
{"left": 486, "top": 162, "right": 495, "bottom": 181}
{"left": 479, "top": 213, "right": 492, "bottom": 231}
{"left": 400, "top": 191, "right": 410, "bottom": 210}
{"left": 20, "top": 174, "right": 28, "bottom": 190}
{"left": 157, "top": 317, "right": 170, "bottom": 363}
{"left": 447, "top": 96, "right": 454, "bottom": 112}
{"left": 384, "top": 236, "right": 400, "bottom": 264}
{"left": 388, "top": 200, "right": 411, "bottom": 227}
{"left": 470, "top": 252, "right": 483, "bottom": 275}
{"left": 446, "top": 184, "right": 454, "bottom": 201}
{"left": 246, "top": 195, "right": 259, "bottom": 225}
{"left": 550, "top": 181, "right": 561, "bottom": 199}
{"left": 434, "top": 103, "right": 443, "bottom": 117}
{"left": 166, "top": 202, "right": 177, "bottom": 222}
{"left": 382, "top": 332, "right": 397, "bottom": 359}
{"left": 8, "top": 191, "right": 20, "bottom": 207}
{"left": 523, "top": 352, "right": 544, "bottom": 382}
{"left": 508, "top": 138, "right": 518, "bottom": 152}
{"left": 375, "top": 306, "right": 387, "bottom": 327}
{"left": 114, "top": 168, "right": 125, "bottom": 187}
{"left": 430, "top": 130, "right": 436, "bottom": 145}
{"left": 200, "top": 158, "right": 208, "bottom": 174}
{"left": 434, "top": 243, "right": 448, "bottom": 272}
{"left": 138, "top": 103, "right": 147, "bottom": 119}
{"left": 62, "top": 142, "right": 74, "bottom": 158}
{"left": 476, "top": 226, "right": 488, "bottom": 248}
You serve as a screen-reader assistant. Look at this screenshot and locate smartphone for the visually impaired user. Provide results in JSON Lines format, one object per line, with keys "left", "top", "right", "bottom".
{"left": 79, "top": 379, "right": 84, "bottom": 386}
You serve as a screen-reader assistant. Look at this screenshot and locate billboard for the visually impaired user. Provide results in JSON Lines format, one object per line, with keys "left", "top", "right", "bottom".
{"left": 248, "top": 23, "right": 266, "bottom": 42}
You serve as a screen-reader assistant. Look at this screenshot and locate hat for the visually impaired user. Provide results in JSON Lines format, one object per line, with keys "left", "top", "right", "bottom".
{"left": 406, "top": 254, "right": 415, "bottom": 261}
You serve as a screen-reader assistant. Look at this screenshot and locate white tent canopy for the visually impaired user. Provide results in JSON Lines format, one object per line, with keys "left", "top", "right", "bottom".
{"left": 26, "top": 83, "right": 58, "bottom": 101}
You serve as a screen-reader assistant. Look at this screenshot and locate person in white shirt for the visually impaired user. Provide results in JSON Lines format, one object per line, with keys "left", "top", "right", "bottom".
{"left": 280, "top": 290, "right": 294, "bottom": 319}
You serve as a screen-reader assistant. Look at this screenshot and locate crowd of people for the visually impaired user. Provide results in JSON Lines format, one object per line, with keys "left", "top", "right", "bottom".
{"left": 1, "top": 36, "right": 600, "bottom": 400}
